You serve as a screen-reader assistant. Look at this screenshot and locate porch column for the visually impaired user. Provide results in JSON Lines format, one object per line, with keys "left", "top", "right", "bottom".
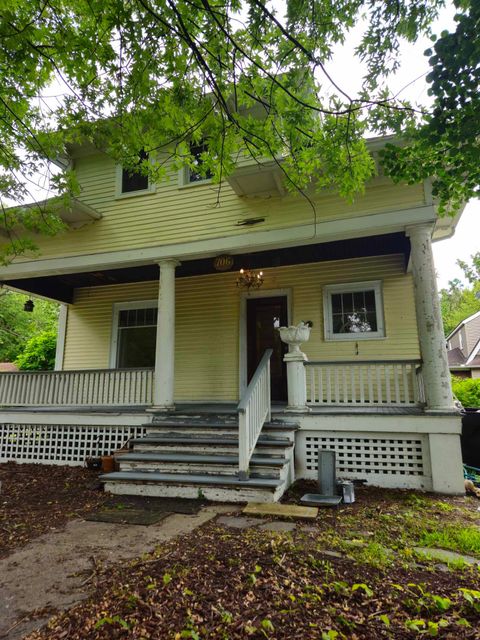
{"left": 407, "top": 224, "right": 455, "bottom": 412}
{"left": 153, "top": 259, "right": 180, "bottom": 410}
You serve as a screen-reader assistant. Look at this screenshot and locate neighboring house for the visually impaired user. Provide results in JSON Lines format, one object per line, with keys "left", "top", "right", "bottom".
{"left": 0, "top": 134, "right": 465, "bottom": 501}
{"left": 447, "top": 311, "right": 480, "bottom": 379}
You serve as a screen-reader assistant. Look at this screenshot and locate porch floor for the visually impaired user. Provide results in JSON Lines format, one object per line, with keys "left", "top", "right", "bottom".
{"left": 1, "top": 403, "right": 426, "bottom": 416}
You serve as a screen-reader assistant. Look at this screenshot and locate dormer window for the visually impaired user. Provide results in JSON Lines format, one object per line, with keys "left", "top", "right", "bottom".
{"left": 116, "top": 150, "right": 155, "bottom": 198}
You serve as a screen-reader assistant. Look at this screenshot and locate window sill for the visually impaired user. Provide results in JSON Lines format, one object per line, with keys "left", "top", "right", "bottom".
{"left": 324, "top": 334, "right": 386, "bottom": 342}
{"left": 114, "top": 188, "right": 156, "bottom": 200}
{"left": 177, "top": 178, "right": 213, "bottom": 190}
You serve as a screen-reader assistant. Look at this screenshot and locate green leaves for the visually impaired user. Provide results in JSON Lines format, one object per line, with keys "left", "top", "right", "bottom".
{"left": 0, "top": 0, "right": 475, "bottom": 264}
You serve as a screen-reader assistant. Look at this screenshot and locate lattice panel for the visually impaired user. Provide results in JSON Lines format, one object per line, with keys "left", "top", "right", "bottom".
{"left": 305, "top": 435, "right": 425, "bottom": 476}
{"left": 0, "top": 424, "right": 147, "bottom": 465}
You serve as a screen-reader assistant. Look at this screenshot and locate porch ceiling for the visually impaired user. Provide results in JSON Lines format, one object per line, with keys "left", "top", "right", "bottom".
{"left": 4, "top": 232, "right": 409, "bottom": 303}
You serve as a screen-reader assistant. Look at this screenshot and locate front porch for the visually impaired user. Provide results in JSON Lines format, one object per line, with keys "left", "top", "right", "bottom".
{"left": 0, "top": 225, "right": 465, "bottom": 498}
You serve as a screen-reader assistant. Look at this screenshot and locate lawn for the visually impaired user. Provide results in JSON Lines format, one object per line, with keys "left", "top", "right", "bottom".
{"left": 2, "top": 463, "right": 480, "bottom": 639}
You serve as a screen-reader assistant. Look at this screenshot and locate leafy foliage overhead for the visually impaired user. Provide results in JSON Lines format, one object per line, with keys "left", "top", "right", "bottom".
{"left": 382, "top": 0, "right": 480, "bottom": 215}
{"left": 0, "top": 0, "right": 476, "bottom": 261}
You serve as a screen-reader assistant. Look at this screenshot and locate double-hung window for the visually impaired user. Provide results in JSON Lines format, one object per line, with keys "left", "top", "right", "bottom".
{"left": 323, "top": 281, "right": 385, "bottom": 341}
{"left": 111, "top": 302, "right": 157, "bottom": 368}
{"left": 116, "top": 150, "right": 155, "bottom": 197}
{"left": 179, "top": 141, "right": 213, "bottom": 185}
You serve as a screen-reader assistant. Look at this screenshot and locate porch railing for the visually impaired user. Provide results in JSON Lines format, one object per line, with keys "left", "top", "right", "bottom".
{"left": 305, "top": 360, "right": 424, "bottom": 406}
{"left": 237, "top": 349, "right": 272, "bottom": 480}
{"left": 0, "top": 368, "right": 154, "bottom": 407}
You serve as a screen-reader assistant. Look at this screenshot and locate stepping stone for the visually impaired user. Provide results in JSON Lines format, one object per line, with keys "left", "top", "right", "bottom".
{"left": 414, "top": 546, "right": 480, "bottom": 566}
{"left": 243, "top": 503, "right": 318, "bottom": 519}
{"left": 322, "top": 550, "right": 344, "bottom": 559}
{"left": 259, "top": 521, "right": 296, "bottom": 533}
{"left": 217, "top": 516, "right": 266, "bottom": 529}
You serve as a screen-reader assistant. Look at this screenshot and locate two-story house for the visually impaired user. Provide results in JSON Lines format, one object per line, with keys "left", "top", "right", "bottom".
{"left": 447, "top": 311, "right": 480, "bottom": 379}
{"left": 0, "top": 135, "right": 465, "bottom": 501}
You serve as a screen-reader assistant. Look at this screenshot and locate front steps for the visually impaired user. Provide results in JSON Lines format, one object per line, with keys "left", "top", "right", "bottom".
{"left": 101, "top": 413, "right": 298, "bottom": 503}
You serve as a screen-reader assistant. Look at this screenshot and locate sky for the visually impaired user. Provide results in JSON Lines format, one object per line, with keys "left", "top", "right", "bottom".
{"left": 432, "top": 202, "right": 479, "bottom": 290}
{"left": 325, "top": 2, "right": 478, "bottom": 290}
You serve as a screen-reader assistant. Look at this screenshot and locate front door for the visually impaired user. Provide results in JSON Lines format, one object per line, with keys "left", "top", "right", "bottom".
{"left": 247, "top": 296, "right": 288, "bottom": 402}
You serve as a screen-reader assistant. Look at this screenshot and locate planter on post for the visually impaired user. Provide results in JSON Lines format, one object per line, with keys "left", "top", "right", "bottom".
{"left": 278, "top": 322, "right": 311, "bottom": 413}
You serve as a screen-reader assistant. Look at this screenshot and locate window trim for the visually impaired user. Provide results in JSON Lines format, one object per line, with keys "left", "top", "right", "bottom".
{"left": 177, "top": 142, "right": 213, "bottom": 188}
{"left": 109, "top": 299, "right": 158, "bottom": 368}
{"left": 323, "top": 280, "right": 385, "bottom": 341}
{"left": 115, "top": 154, "right": 156, "bottom": 199}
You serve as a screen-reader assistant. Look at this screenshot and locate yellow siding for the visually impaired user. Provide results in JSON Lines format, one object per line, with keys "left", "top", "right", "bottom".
{"left": 20, "top": 152, "right": 425, "bottom": 260}
{"left": 63, "top": 254, "right": 419, "bottom": 401}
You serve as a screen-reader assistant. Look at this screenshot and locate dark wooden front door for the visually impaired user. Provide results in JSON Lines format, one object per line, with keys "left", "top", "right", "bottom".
{"left": 247, "top": 296, "right": 288, "bottom": 402}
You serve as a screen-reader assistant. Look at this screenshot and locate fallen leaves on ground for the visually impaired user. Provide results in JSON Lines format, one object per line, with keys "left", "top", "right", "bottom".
{"left": 0, "top": 461, "right": 107, "bottom": 558}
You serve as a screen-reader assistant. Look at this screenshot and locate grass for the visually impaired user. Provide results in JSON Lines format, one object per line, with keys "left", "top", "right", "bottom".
{"left": 420, "top": 526, "right": 480, "bottom": 557}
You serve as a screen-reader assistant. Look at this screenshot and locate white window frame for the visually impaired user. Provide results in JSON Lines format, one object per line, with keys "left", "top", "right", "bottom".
{"left": 109, "top": 300, "right": 158, "bottom": 368}
{"left": 178, "top": 165, "right": 213, "bottom": 188}
{"left": 323, "top": 280, "right": 385, "bottom": 341}
{"left": 115, "top": 154, "right": 156, "bottom": 199}
{"left": 177, "top": 142, "right": 213, "bottom": 188}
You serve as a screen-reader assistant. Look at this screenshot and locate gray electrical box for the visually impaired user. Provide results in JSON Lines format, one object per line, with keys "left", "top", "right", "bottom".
{"left": 318, "top": 450, "right": 336, "bottom": 496}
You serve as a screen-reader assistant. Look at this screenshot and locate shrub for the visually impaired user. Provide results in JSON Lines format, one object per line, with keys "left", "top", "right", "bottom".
{"left": 15, "top": 330, "right": 57, "bottom": 371}
{"left": 452, "top": 377, "right": 480, "bottom": 408}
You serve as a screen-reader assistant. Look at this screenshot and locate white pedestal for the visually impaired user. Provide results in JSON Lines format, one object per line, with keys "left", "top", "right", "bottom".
{"left": 284, "top": 352, "right": 310, "bottom": 413}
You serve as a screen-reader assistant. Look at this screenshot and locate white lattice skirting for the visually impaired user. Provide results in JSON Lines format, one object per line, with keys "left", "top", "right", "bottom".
{"left": 296, "top": 431, "right": 432, "bottom": 490}
{"left": 0, "top": 424, "right": 147, "bottom": 466}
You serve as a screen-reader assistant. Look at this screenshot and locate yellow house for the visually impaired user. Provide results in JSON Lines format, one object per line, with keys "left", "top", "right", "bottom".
{"left": 0, "top": 136, "right": 465, "bottom": 501}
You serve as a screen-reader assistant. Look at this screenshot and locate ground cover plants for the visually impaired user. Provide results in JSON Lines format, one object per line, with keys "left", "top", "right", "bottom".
{"left": 1, "top": 468, "right": 475, "bottom": 640}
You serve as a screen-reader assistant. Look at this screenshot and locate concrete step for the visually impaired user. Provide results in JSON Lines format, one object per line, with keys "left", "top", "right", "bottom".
{"left": 131, "top": 433, "right": 293, "bottom": 448}
{"left": 119, "top": 452, "right": 287, "bottom": 466}
{"left": 145, "top": 424, "right": 297, "bottom": 440}
{"left": 117, "top": 452, "right": 288, "bottom": 479}
{"left": 147, "top": 419, "right": 299, "bottom": 433}
{"left": 102, "top": 470, "right": 286, "bottom": 503}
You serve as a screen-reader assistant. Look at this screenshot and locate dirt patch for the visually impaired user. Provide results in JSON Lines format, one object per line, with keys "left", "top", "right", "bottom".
{"left": 0, "top": 506, "right": 234, "bottom": 639}
{"left": 0, "top": 462, "right": 107, "bottom": 558}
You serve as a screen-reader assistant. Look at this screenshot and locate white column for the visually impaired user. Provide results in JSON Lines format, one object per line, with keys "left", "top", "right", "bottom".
{"left": 284, "top": 351, "right": 310, "bottom": 412}
{"left": 54, "top": 304, "right": 68, "bottom": 371}
{"left": 407, "top": 224, "right": 455, "bottom": 412}
{"left": 152, "top": 259, "right": 180, "bottom": 410}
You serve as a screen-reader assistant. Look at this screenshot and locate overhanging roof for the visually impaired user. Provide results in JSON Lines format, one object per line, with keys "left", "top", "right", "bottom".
{"left": 0, "top": 197, "right": 102, "bottom": 238}
{"left": 2, "top": 232, "right": 409, "bottom": 304}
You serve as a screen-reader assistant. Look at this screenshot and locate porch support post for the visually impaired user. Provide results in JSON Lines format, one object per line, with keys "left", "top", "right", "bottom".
{"left": 152, "top": 259, "right": 180, "bottom": 410}
{"left": 54, "top": 304, "right": 68, "bottom": 371}
{"left": 284, "top": 352, "right": 309, "bottom": 413}
{"left": 407, "top": 224, "right": 455, "bottom": 412}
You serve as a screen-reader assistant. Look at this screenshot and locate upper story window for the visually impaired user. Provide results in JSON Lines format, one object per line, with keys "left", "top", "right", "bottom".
{"left": 323, "top": 281, "right": 385, "bottom": 341}
{"left": 179, "top": 142, "right": 213, "bottom": 186}
{"left": 116, "top": 150, "right": 155, "bottom": 198}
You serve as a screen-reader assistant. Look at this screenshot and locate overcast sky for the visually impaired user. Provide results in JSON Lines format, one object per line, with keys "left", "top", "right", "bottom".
{"left": 432, "top": 202, "right": 479, "bottom": 290}
{"left": 326, "top": 2, "right": 478, "bottom": 290}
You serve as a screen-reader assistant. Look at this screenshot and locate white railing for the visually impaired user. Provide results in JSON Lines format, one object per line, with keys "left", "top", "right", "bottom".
{"left": 306, "top": 360, "right": 424, "bottom": 406}
{"left": 237, "top": 349, "right": 272, "bottom": 480}
{"left": 0, "top": 368, "right": 154, "bottom": 407}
